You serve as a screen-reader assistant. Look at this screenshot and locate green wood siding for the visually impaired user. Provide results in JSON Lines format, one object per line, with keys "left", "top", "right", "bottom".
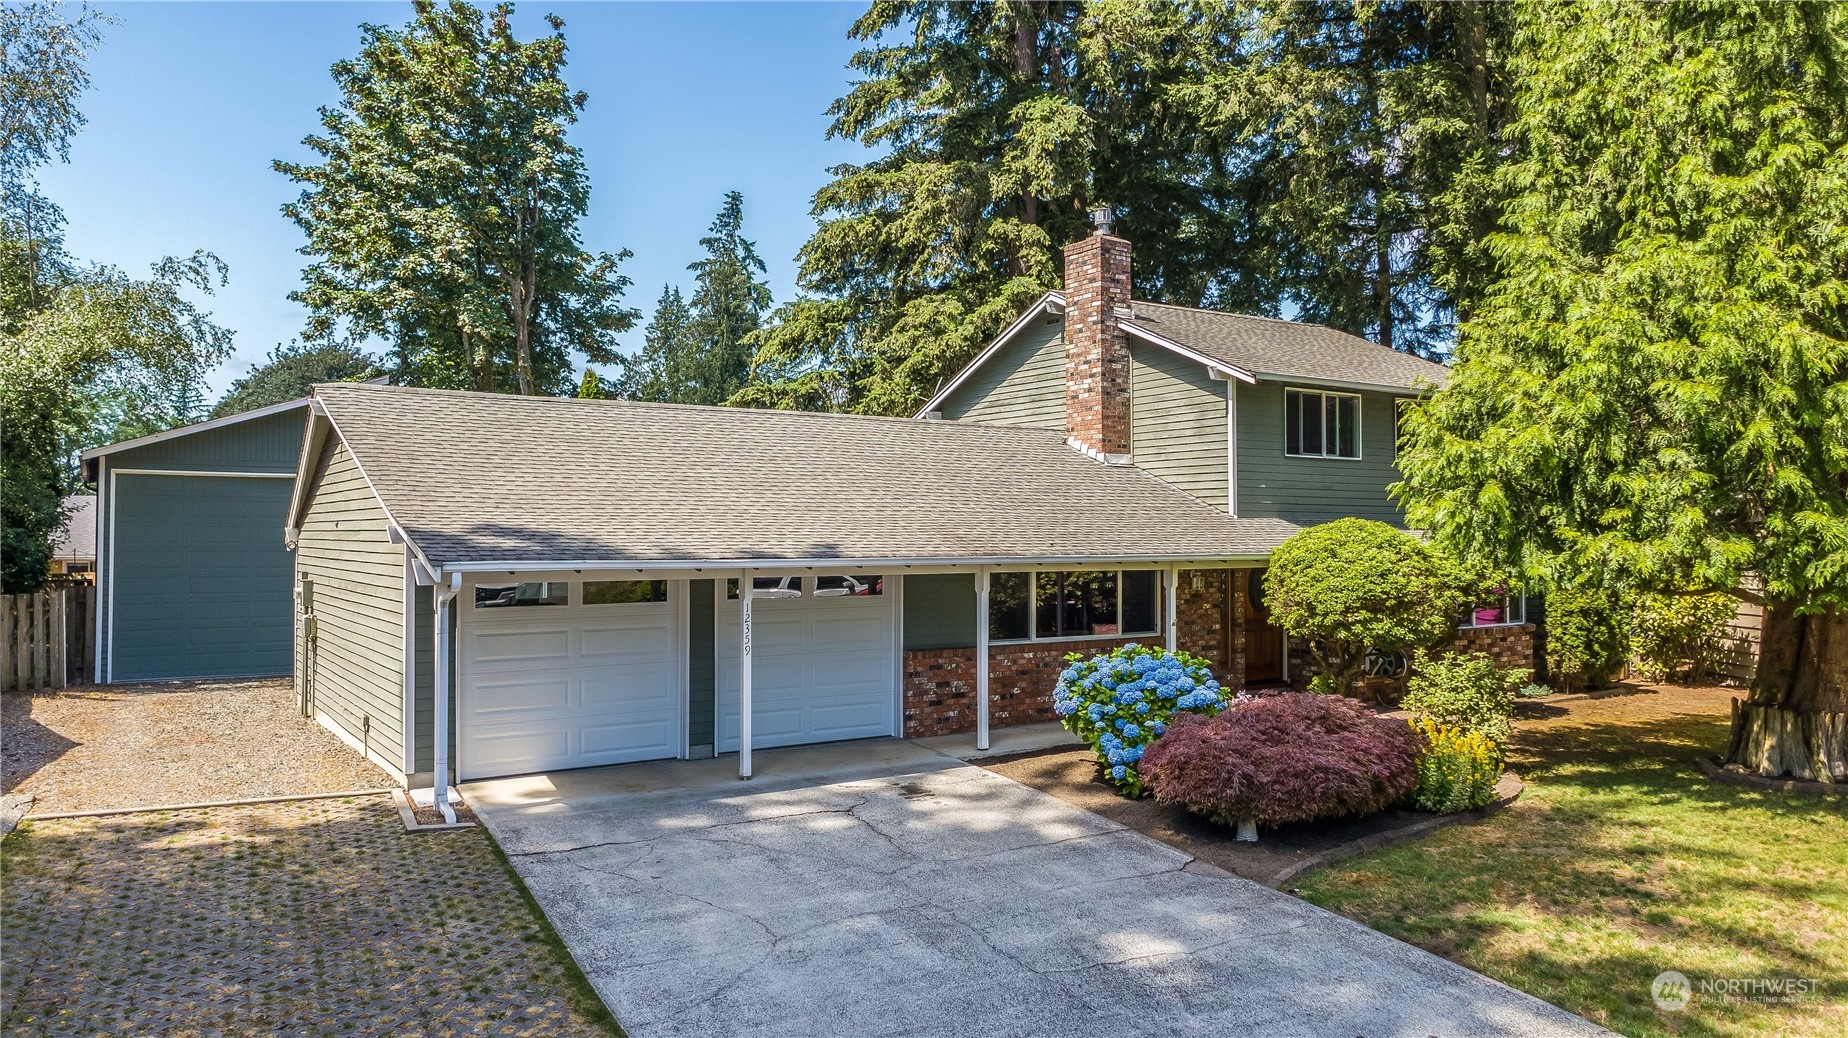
{"left": 1236, "top": 382, "right": 1406, "bottom": 524}
{"left": 1130, "top": 342, "right": 1229, "bottom": 510}
{"left": 688, "top": 579, "right": 715, "bottom": 749}
{"left": 96, "top": 407, "right": 306, "bottom": 676}
{"left": 411, "top": 585, "right": 437, "bottom": 773}
{"left": 903, "top": 573, "right": 977, "bottom": 650}
{"left": 938, "top": 317, "right": 1066, "bottom": 428}
{"left": 108, "top": 474, "right": 295, "bottom": 680}
{"left": 103, "top": 408, "right": 305, "bottom": 473}
{"left": 296, "top": 437, "right": 407, "bottom": 772}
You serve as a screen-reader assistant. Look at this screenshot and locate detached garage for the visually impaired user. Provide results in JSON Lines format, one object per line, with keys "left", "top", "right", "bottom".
{"left": 81, "top": 400, "right": 308, "bottom": 683}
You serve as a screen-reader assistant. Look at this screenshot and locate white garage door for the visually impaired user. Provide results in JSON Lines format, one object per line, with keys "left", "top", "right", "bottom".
{"left": 460, "top": 581, "right": 682, "bottom": 780}
{"left": 717, "top": 576, "right": 897, "bottom": 752}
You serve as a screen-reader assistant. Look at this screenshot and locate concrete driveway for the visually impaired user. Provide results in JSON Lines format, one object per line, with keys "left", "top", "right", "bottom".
{"left": 464, "top": 740, "right": 1606, "bottom": 1038}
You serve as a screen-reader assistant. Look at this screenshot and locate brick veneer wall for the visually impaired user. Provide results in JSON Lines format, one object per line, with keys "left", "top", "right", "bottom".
{"left": 1287, "top": 622, "right": 1539, "bottom": 703}
{"left": 903, "top": 569, "right": 1239, "bottom": 738}
{"left": 1062, "top": 232, "right": 1133, "bottom": 457}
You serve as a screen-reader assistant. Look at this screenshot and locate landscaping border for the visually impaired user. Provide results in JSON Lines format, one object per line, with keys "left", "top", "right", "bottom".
{"left": 27, "top": 787, "right": 399, "bottom": 820}
{"left": 1270, "top": 772, "right": 1523, "bottom": 888}
{"left": 1697, "top": 755, "right": 1843, "bottom": 795}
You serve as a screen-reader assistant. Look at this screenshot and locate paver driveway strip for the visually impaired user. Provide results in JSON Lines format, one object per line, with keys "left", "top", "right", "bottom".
{"left": 465, "top": 741, "right": 1609, "bottom": 1038}
{"left": 0, "top": 794, "right": 618, "bottom": 1038}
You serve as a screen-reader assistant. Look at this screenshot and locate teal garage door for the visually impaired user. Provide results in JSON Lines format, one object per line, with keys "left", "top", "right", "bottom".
{"left": 111, "top": 474, "right": 296, "bottom": 681}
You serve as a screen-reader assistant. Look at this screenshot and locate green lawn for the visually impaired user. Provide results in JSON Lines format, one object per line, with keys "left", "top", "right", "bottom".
{"left": 1295, "top": 687, "right": 1847, "bottom": 1038}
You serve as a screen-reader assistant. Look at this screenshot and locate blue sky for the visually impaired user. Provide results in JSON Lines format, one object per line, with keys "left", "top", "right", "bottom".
{"left": 34, "top": 1, "right": 871, "bottom": 397}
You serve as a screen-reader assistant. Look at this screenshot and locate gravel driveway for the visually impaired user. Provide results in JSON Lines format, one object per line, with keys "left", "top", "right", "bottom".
{"left": 2, "top": 679, "right": 392, "bottom": 814}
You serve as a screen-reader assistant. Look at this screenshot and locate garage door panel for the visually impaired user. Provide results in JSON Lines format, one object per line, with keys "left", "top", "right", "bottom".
{"left": 466, "top": 728, "right": 575, "bottom": 775}
{"left": 471, "top": 628, "right": 571, "bottom": 663}
{"left": 811, "top": 656, "right": 889, "bottom": 687}
{"left": 460, "top": 594, "right": 682, "bottom": 779}
{"left": 581, "top": 719, "right": 675, "bottom": 756}
{"left": 581, "top": 621, "right": 675, "bottom": 658}
{"left": 582, "top": 664, "right": 676, "bottom": 705}
{"left": 811, "top": 701, "right": 889, "bottom": 735}
{"left": 111, "top": 474, "right": 295, "bottom": 681}
{"left": 467, "top": 678, "right": 573, "bottom": 719}
{"left": 716, "top": 593, "right": 896, "bottom": 753}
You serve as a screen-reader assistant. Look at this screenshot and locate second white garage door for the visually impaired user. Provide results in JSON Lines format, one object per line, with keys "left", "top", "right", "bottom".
{"left": 716, "top": 577, "right": 897, "bottom": 752}
{"left": 459, "top": 581, "right": 682, "bottom": 780}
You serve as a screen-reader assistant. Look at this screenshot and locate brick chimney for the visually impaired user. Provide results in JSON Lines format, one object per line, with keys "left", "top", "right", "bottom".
{"left": 1063, "top": 208, "right": 1133, "bottom": 461}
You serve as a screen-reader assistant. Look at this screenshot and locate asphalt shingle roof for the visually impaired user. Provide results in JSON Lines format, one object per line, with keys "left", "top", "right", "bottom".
{"left": 313, "top": 383, "right": 1302, "bottom": 568}
{"left": 52, "top": 496, "right": 96, "bottom": 561}
{"left": 1125, "top": 300, "right": 1450, "bottom": 391}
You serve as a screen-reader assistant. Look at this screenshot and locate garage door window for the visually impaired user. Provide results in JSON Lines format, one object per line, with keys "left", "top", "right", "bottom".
{"left": 475, "top": 582, "right": 568, "bottom": 608}
{"left": 583, "top": 579, "right": 668, "bottom": 605}
{"left": 814, "top": 575, "right": 882, "bottom": 597}
{"left": 727, "top": 576, "right": 805, "bottom": 599}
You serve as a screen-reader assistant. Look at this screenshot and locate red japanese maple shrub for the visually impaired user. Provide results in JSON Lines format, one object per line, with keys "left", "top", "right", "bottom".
{"left": 1139, "top": 692, "right": 1421, "bottom": 830}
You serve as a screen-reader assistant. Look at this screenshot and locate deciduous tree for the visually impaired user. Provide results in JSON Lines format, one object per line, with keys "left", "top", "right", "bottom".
{"left": 278, "top": 0, "right": 636, "bottom": 396}
{"left": 211, "top": 340, "right": 379, "bottom": 418}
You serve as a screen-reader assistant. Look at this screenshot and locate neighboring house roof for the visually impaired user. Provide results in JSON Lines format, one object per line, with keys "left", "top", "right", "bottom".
{"left": 302, "top": 382, "right": 1302, "bottom": 570}
{"left": 1123, "top": 300, "right": 1449, "bottom": 392}
{"left": 918, "top": 292, "right": 1448, "bottom": 417}
{"left": 51, "top": 496, "right": 97, "bottom": 562}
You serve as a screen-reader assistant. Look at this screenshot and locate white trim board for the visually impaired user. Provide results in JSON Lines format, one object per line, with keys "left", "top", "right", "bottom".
{"left": 104, "top": 466, "right": 299, "bottom": 683}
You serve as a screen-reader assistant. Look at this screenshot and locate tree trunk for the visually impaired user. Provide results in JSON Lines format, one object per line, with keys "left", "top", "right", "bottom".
{"left": 1009, "top": 2, "right": 1042, "bottom": 276}
{"left": 1722, "top": 599, "right": 1848, "bottom": 781}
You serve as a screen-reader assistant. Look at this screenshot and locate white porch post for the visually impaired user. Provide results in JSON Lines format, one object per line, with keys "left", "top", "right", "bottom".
{"left": 739, "top": 573, "right": 754, "bottom": 780}
{"left": 1165, "top": 565, "right": 1180, "bottom": 652}
{"left": 975, "top": 566, "right": 991, "bottom": 752}
{"left": 431, "top": 573, "right": 459, "bottom": 824}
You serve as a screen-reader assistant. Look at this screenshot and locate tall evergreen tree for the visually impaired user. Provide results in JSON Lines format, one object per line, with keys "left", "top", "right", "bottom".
{"left": 612, "top": 285, "right": 696, "bottom": 403}
{"left": 277, "top": 0, "right": 637, "bottom": 396}
{"left": 1207, "top": 1, "right": 1514, "bottom": 358}
{"left": 1395, "top": 0, "right": 1848, "bottom": 777}
{"left": 613, "top": 193, "right": 770, "bottom": 406}
{"left": 738, "top": 1, "right": 1253, "bottom": 415}
{"left": 689, "top": 191, "right": 770, "bottom": 405}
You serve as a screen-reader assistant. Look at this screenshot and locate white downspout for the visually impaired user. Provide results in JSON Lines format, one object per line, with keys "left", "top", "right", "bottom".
{"left": 975, "top": 566, "right": 990, "bottom": 752}
{"left": 1165, "top": 565, "right": 1180, "bottom": 652}
{"left": 739, "top": 572, "right": 754, "bottom": 779}
{"left": 432, "top": 572, "right": 459, "bottom": 823}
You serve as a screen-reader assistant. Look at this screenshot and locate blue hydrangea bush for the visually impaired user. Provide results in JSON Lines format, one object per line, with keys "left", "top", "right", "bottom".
{"left": 1052, "top": 644, "right": 1227, "bottom": 796}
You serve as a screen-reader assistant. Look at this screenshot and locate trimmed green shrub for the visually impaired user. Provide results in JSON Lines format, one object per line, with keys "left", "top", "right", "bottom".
{"left": 1631, "top": 592, "right": 1738, "bottom": 683}
{"left": 1409, "top": 718, "right": 1502, "bottom": 812}
{"left": 1544, "top": 585, "right": 1629, "bottom": 692}
{"left": 1139, "top": 693, "right": 1421, "bottom": 834}
{"left": 1402, "top": 650, "right": 1524, "bottom": 745}
{"left": 1264, "top": 518, "right": 1468, "bottom": 694}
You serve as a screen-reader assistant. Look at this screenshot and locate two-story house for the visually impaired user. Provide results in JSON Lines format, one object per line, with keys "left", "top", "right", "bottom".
{"left": 281, "top": 215, "right": 1520, "bottom": 803}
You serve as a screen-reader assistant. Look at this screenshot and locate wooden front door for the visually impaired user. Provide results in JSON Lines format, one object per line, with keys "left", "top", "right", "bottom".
{"left": 1243, "top": 568, "right": 1284, "bottom": 683}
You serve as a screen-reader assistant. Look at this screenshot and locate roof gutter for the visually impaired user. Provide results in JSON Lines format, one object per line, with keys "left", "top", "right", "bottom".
{"left": 1251, "top": 371, "right": 1445, "bottom": 395}
{"left": 432, "top": 552, "right": 1277, "bottom": 574}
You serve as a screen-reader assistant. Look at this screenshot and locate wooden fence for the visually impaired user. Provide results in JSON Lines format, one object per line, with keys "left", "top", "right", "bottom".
{"left": 0, "top": 585, "right": 95, "bottom": 691}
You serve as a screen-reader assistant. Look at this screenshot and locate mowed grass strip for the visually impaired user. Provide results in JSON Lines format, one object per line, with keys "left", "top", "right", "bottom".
{"left": 1295, "top": 688, "right": 1847, "bottom": 1038}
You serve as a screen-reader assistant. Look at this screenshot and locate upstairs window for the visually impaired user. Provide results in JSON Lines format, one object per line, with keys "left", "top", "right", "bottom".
{"left": 1286, "top": 388, "right": 1361, "bottom": 459}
